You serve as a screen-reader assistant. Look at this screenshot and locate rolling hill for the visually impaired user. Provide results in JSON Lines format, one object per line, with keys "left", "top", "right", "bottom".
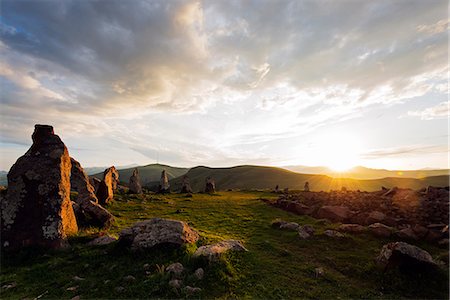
{"left": 92, "top": 163, "right": 189, "bottom": 186}
{"left": 169, "top": 165, "right": 449, "bottom": 192}
{"left": 283, "top": 165, "right": 449, "bottom": 179}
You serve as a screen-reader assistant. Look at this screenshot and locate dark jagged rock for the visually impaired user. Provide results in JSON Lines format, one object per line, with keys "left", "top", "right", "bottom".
{"left": 70, "top": 158, "right": 114, "bottom": 228}
{"left": 376, "top": 242, "right": 437, "bottom": 271}
{"left": 129, "top": 168, "right": 143, "bottom": 194}
{"left": 96, "top": 166, "right": 119, "bottom": 205}
{"left": 89, "top": 177, "right": 101, "bottom": 194}
{"left": 205, "top": 176, "right": 215, "bottom": 193}
{"left": 158, "top": 170, "right": 170, "bottom": 193}
{"left": 180, "top": 175, "right": 193, "bottom": 193}
{"left": 1, "top": 125, "right": 78, "bottom": 250}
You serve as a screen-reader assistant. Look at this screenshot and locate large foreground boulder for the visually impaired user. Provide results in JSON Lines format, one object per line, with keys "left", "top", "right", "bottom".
{"left": 129, "top": 168, "right": 143, "bottom": 194}
{"left": 1, "top": 125, "right": 78, "bottom": 250}
{"left": 376, "top": 242, "right": 437, "bottom": 271}
{"left": 316, "top": 206, "right": 352, "bottom": 223}
{"left": 70, "top": 158, "right": 114, "bottom": 228}
{"left": 193, "top": 240, "right": 247, "bottom": 261}
{"left": 118, "top": 218, "right": 199, "bottom": 251}
{"left": 96, "top": 166, "right": 119, "bottom": 205}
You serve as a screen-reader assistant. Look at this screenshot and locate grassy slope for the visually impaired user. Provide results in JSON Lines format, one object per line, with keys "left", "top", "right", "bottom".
{"left": 169, "top": 166, "right": 449, "bottom": 192}
{"left": 92, "top": 164, "right": 189, "bottom": 186}
{"left": 1, "top": 191, "right": 448, "bottom": 299}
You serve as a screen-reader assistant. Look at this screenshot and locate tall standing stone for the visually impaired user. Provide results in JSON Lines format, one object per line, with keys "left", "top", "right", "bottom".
{"left": 129, "top": 168, "right": 143, "bottom": 194}
{"left": 205, "top": 176, "right": 216, "bottom": 193}
{"left": 158, "top": 170, "right": 170, "bottom": 193}
{"left": 70, "top": 157, "right": 114, "bottom": 228}
{"left": 180, "top": 175, "right": 193, "bottom": 193}
{"left": 1, "top": 125, "right": 78, "bottom": 250}
{"left": 96, "top": 166, "right": 119, "bottom": 205}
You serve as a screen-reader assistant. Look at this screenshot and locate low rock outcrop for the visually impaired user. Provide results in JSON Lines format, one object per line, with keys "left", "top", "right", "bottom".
{"left": 96, "top": 166, "right": 119, "bottom": 205}
{"left": 128, "top": 168, "right": 143, "bottom": 194}
{"left": 1, "top": 125, "right": 78, "bottom": 250}
{"left": 193, "top": 240, "right": 247, "bottom": 260}
{"left": 70, "top": 158, "right": 114, "bottom": 228}
{"left": 376, "top": 242, "right": 437, "bottom": 270}
{"left": 118, "top": 218, "right": 199, "bottom": 251}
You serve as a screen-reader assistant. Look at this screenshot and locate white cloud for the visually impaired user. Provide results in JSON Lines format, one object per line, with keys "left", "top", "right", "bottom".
{"left": 408, "top": 102, "right": 450, "bottom": 120}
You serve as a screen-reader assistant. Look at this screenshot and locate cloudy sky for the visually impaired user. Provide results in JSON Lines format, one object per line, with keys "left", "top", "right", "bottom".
{"left": 0, "top": 0, "right": 448, "bottom": 171}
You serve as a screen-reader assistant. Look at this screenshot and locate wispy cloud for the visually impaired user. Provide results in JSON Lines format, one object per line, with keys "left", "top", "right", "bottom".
{"left": 407, "top": 102, "right": 450, "bottom": 120}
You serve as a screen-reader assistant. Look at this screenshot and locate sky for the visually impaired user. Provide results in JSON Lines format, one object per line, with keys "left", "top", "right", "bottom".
{"left": 0, "top": 0, "right": 448, "bottom": 171}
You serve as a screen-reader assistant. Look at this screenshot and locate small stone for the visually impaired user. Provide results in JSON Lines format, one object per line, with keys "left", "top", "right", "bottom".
{"left": 104, "top": 280, "right": 110, "bottom": 284}
{"left": 302, "top": 225, "right": 315, "bottom": 235}
{"left": 166, "top": 262, "right": 184, "bottom": 277}
{"left": 323, "top": 230, "right": 344, "bottom": 238}
{"left": 72, "top": 276, "right": 85, "bottom": 281}
{"left": 71, "top": 296, "right": 80, "bottom": 300}
{"left": 143, "top": 263, "right": 151, "bottom": 271}
{"left": 115, "top": 286, "right": 125, "bottom": 293}
{"left": 298, "top": 227, "right": 311, "bottom": 239}
{"left": 194, "top": 268, "right": 204, "bottom": 280}
{"left": 169, "top": 279, "right": 182, "bottom": 289}
{"left": 184, "top": 286, "right": 202, "bottom": 295}
{"left": 66, "top": 286, "right": 78, "bottom": 291}
{"left": 87, "top": 234, "right": 117, "bottom": 246}
{"left": 314, "top": 267, "right": 324, "bottom": 278}
{"left": 2, "top": 282, "right": 17, "bottom": 290}
{"left": 279, "top": 222, "right": 300, "bottom": 231}
{"left": 123, "top": 275, "right": 136, "bottom": 282}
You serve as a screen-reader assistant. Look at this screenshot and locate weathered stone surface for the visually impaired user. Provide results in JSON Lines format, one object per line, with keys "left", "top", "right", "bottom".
{"left": 194, "top": 268, "right": 204, "bottom": 280}
{"left": 1, "top": 125, "right": 78, "bottom": 250}
{"left": 396, "top": 228, "right": 419, "bottom": 241}
{"left": 158, "top": 170, "right": 170, "bottom": 193}
{"left": 96, "top": 166, "right": 119, "bottom": 205}
{"left": 316, "top": 206, "right": 352, "bottom": 223}
{"left": 193, "top": 240, "right": 247, "bottom": 260}
{"left": 128, "top": 168, "right": 142, "bottom": 194}
{"left": 279, "top": 222, "right": 300, "bottom": 231}
{"left": 369, "top": 223, "right": 394, "bottom": 238}
{"left": 366, "top": 211, "right": 386, "bottom": 225}
{"left": 89, "top": 177, "right": 101, "bottom": 194}
{"left": 180, "top": 175, "right": 193, "bottom": 193}
{"left": 118, "top": 218, "right": 199, "bottom": 251}
{"left": 338, "top": 224, "right": 366, "bottom": 234}
{"left": 87, "top": 234, "right": 117, "bottom": 246}
{"left": 376, "top": 242, "right": 437, "bottom": 270}
{"left": 205, "top": 176, "right": 216, "bottom": 193}
{"left": 302, "top": 225, "right": 316, "bottom": 235}
{"left": 70, "top": 158, "right": 114, "bottom": 228}
{"left": 323, "top": 230, "right": 344, "bottom": 238}
{"left": 298, "top": 227, "right": 311, "bottom": 239}
{"left": 166, "top": 262, "right": 184, "bottom": 277}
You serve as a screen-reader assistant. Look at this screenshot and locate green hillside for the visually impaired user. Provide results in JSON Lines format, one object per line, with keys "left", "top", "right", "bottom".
{"left": 92, "top": 164, "right": 189, "bottom": 186}
{"left": 169, "top": 166, "right": 449, "bottom": 192}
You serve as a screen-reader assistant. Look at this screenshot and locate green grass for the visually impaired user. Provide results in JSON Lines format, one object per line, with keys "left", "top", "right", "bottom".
{"left": 1, "top": 191, "right": 448, "bottom": 299}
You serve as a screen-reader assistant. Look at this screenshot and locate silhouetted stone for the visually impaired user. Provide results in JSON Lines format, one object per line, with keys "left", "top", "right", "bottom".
{"left": 70, "top": 158, "right": 114, "bottom": 228}
{"left": 205, "top": 176, "right": 215, "bottom": 193}
{"left": 96, "top": 166, "right": 119, "bottom": 205}
{"left": 180, "top": 175, "right": 193, "bottom": 193}
{"left": 376, "top": 242, "right": 437, "bottom": 271}
{"left": 304, "top": 181, "right": 310, "bottom": 192}
{"left": 316, "top": 206, "right": 352, "bottom": 223}
{"left": 129, "top": 168, "right": 142, "bottom": 194}
{"left": 158, "top": 170, "right": 170, "bottom": 193}
{"left": 1, "top": 125, "right": 77, "bottom": 250}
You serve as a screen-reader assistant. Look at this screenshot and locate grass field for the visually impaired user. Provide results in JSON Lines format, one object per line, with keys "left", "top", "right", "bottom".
{"left": 1, "top": 191, "right": 448, "bottom": 299}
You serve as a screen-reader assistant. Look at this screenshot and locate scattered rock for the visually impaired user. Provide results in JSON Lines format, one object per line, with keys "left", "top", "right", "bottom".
{"left": 205, "top": 176, "right": 216, "bottom": 193}
{"left": 70, "top": 157, "right": 114, "bottom": 228}
{"left": 66, "top": 286, "right": 78, "bottom": 291}
{"left": 169, "top": 279, "right": 182, "bottom": 289}
{"left": 2, "top": 282, "right": 17, "bottom": 290}
{"left": 158, "top": 170, "right": 170, "bottom": 193}
{"left": 115, "top": 286, "right": 125, "bottom": 293}
{"left": 194, "top": 268, "right": 204, "bottom": 280}
{"left": 123, "top": 275, "right": 136, "bottom": 282}
{"left": 70, "top": 296, "right": 80, "bottom": 300}
{"left": 193, "top": 240, "right": 247, "bottom": 260}
{"left": 302, "top": 225, "right": 315, "bottom": 235}
{"left": 96, "top": 166, "right": 119, "bottom": 205}
{"left": 314, "top": 267, "right": 324, "bottom": 278}
{"left": 87, "top": 234, "right": 117, "bottom": 246}
{"left": 129, "top": 168, "right": 143, "bottom": 194}
{"left": 279, "top": 222, "right": 300, "bottom": 231}
{"left": 184, "top": 286, "right": 202, "bottom": 295}
{"left": 271, "top": 218, "right": 287, "bottom": 228}
{"left": 412, "top": 224, "right": 429, "bottom": 239}
{"left": 72, "top": 276, "right": 85, "bottom": 281}
{"left": 366, "top": 211, "right": 386, "bottom": 225}
{"left": 180, "top": 175, "right": 193, "bottom": 193}
{"left": 316, "top": 206, "right": 352, "bottom": 223}
{"left": 323, "top": 230, "right": 344, "bottom": 238}
{"left": 396, "top": 228, "right": 419, "bottom": 241}
{"left": 1, "top": 124, "right": 78, "bottom": 250}
{"left": 369, "top": 223, "right": 394, "bottom": 238}
{"left": 166, "top": 262, "right": 184, "bottom": 277}
{"left": 376, "top": 241, "right": 437, "bottom": 270}
{"left": 338, "top": 224, "right": 366, "bottom": 234}
{"left": 118, "top": 218, "right": 199, "bottom": 251}
{"left": 298, "top": 227, "right": 311, "bottom": 239}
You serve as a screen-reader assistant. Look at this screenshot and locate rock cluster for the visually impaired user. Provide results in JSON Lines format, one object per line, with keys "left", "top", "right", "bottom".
{"left": 158, "top": 170, "right": 170, "bottom": 193}
{"left": 1, "top": 125, "right": 78, "bottom": 250}
{"left": 118, "top": 218, "right": 199, "bottom": 251}
{"left": 96, "top": 166, "right": 119, "bottom": 205}
{"left": 128, "top": 168, "right": 142, "bottom": 194}
{"left": 205, "top": 176, "right": 215, "bottom": 193}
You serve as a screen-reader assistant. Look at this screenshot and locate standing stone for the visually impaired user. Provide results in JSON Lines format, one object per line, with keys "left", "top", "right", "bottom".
{"left": 1, "top": 125, "right": 78, "bottom": 250}
{"left": 70, "top": 158, "right": 114, "bottom": 228}
{"left": 158, "top": 170, "right": 170, "bottom": 193}
{"left": 180, "top": 175, "right": 193, "bottom": 193}
{"left": 205, "top": 176, "right": 215, "bottom": 193}
{"left": 304, "top": 181, "right": 310, "bottom": 192}
{"left": 96, "top": 166, "right": 119, "bottom": 205}
{"left": 129, "top": 168, "right": 143, "bottom": 194}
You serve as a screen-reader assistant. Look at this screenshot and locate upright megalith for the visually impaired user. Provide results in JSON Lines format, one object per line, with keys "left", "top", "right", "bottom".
{"left": 1, "top": 125, "right": 78, "bottom": 250}
{"left": 205, "top": 176, "right": 216, "bottom": 193}
{"left": 70, "top": 157, "right": 114, "bottom": 228}
{"left": 180, "top": 175, "right": 193, "bottom": 193}
{"left": 158, "top": 170, "right": 170, "bottom": 193}
{"left": 129, "top": 168, "right": 142, "bottom": 194}
{"left": 96, "top": 166, "right": 119, "bottom": 205}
